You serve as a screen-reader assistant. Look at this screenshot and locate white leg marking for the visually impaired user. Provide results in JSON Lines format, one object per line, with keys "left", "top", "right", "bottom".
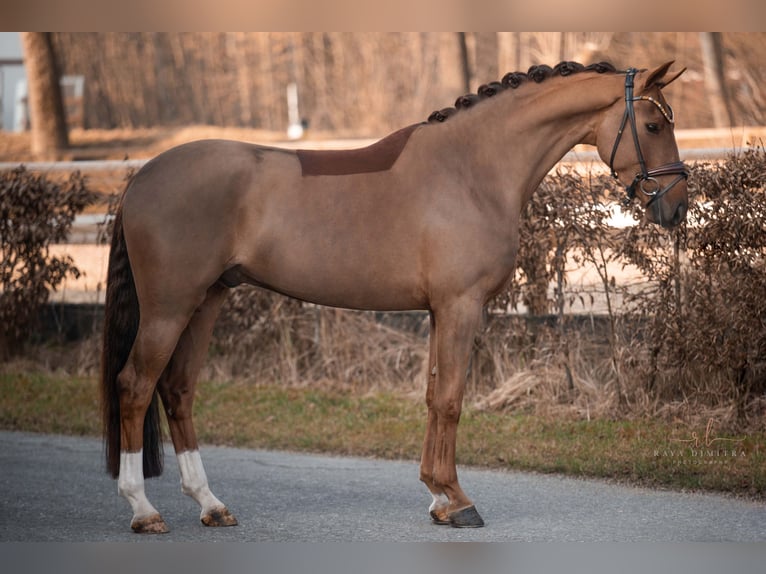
{"left": 429, "top": 492, "right": 449, "bottom": 513}
{"left": 177, "top": 450, "right": 226, "bottom": 518}
{"left": 117, "top": 450, "right": 160, "bottom": 521}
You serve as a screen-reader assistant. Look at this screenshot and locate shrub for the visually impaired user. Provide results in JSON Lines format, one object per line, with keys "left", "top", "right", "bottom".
{"left": 621, "top": 146, "right": 766, "bottom": 418}
{"left": 0, "top": 167, "right": 95, "bottom": 356}
{"left": 483, "top": 146, "right": 766, "bottom": 427}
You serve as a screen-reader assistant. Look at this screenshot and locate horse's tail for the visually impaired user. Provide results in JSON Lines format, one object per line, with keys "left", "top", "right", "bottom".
{"left": 101, "top": 203, "right": 163, "bottom": 479}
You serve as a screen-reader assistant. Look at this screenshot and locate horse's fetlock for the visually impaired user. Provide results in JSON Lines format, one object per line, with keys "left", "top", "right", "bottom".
{"left": 182, "top": 483, "right": 205, "bottom": 498}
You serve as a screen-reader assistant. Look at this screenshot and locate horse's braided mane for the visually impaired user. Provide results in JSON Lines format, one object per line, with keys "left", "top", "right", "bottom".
{"left": 427, "top": 61, "right": 618, "bottom": 124}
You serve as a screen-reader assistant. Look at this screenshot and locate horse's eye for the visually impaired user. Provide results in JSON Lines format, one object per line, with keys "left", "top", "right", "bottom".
{"left": 646, "top": 122, "right": 660, "bottom": 134}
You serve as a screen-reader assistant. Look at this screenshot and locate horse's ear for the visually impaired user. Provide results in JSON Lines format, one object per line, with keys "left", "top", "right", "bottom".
{"left": 641, "top": 61, "right": 685, "bottom": 91}
{"left": 658, "top": 66, "right": 686, "bottom": 88}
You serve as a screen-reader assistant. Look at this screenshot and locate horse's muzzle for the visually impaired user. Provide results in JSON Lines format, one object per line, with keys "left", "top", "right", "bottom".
{"left": 648, "top": 195, "right": 687, "bottom": 228}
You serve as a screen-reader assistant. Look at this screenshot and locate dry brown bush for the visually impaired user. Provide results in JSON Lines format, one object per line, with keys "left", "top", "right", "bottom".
{"left": 619, "top": 146, "right": 766, "bottom": 424}
{"left": 211, "top": 287, "right": 427, "bottom": 396}
{"left": 475, "top": 146, "right": 766, "bottom": 430}
{"left": 0, "top": 167, "right": 95, "bottom": 357}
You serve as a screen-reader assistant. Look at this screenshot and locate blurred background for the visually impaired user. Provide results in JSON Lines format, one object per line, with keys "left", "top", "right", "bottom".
{"left": 1, "top": 32, "right": 764, "bottom": 161}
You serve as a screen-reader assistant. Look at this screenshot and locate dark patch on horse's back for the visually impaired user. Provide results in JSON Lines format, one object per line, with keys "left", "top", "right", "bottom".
{"left": 297, "top": 123, "right": 421, "bottom": 177}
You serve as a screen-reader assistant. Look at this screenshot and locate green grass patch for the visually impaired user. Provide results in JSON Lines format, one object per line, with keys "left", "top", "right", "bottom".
{"left": 1, "top": 371, "right": 763, "bottom": 498}
{"left": 0, "top": 371, "right": 101, "bottom": 436}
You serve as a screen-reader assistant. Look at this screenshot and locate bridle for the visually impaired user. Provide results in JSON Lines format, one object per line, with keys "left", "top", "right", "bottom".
{"left": 609, "top": 68, "right": 688, "bottom": 207}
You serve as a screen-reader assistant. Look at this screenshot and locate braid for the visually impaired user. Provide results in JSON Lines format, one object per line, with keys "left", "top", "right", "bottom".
{"left": 426, "top": 60, "right": 619, "bottom": 124}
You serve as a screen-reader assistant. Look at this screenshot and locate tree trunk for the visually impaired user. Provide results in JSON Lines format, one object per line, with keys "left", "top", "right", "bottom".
{"left": 699, "top": 32, "right": 734, "bottom": 128}
{"left": 457, "top": 32, "right": 471, "bottom": 93}
{"left": 21, "top": 32, "right": 69, "bottom": 160}
{"left": 474, "top": 32, "right": 498, "bottom": 85}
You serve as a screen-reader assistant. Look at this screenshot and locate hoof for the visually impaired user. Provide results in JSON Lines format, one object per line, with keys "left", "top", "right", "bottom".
{"left": 131, "top": 513, "right": 169, "bottom": 534}
{"left": 201, "top": 506, "right": 238, "bottom": 527}
{"left": 448, "top": 505, "right": 485, "bottom": 528}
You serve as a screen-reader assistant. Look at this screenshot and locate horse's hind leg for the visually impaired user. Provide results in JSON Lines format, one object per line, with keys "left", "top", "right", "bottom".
{"left": 118, "top": 311, "right": 192, "bottom": 534}
{"left": 157, "top": 284, "right": 237, "bottom": 527}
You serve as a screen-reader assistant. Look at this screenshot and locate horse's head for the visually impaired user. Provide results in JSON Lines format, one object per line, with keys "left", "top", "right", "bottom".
{"left": 596, "top": 62, "right": 688, "bottom": 228}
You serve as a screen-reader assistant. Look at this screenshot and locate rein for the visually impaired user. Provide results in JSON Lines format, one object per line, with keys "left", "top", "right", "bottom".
{"left": 608, "top": 68, "right": 688, "bottom": 207}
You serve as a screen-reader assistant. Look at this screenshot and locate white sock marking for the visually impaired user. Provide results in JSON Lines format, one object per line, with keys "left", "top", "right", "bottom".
{"left": 177, "top": 450, "right": 226, "bottom": 517}
{"left": 117, "top": 450, "right": 160, "bottom": 521}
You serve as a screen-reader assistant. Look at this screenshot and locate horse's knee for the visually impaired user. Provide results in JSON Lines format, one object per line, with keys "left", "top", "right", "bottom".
{"left": 433, "top": 397, "right": 462, "bottom": 423}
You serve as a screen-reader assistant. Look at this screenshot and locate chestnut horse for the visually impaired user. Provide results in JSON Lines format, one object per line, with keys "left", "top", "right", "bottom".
{"left": 102, "top": 61, "right": 688, "bottom": 533}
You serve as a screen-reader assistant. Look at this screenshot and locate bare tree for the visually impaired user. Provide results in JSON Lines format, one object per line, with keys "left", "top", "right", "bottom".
{"left": 474, "top": 33, "right": 499, "bottom": 84}
{"left": 457, "top": 33, "right": 471, "bottom": 93}
{"left": 21, "top": 32, "right": 69, "bottom": 160}
{"left": 699, "top": 32, "right": 734, "bottom": 127}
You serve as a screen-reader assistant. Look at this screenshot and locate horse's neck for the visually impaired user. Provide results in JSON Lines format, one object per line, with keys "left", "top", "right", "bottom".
{"left": 426, "top": 73, "right": 621, "bottom": 205}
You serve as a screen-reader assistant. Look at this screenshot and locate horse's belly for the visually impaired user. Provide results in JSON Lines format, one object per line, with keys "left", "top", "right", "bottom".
{"left": 235, "top": 241, "right": 427, "bottom": 311}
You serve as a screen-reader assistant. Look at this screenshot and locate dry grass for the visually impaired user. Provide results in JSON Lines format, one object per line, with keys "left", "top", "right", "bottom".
{"left": 209, "top": 288, "right": 428, "bottom": 396}
{"left": 475, "top": 361, "right": 617, "bottom": 421}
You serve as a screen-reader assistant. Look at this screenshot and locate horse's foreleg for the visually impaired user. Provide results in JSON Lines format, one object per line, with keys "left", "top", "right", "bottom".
{"left": 419, "top": 312, "right": 451, "bottom": 523}
{"left": 158, "top": 285, "right": 237, "bottom": 528}
{"left": 424, "top": 299, "right": 485, "bottom": 528}
{"left": 118, "top": 316, "right": 189, "bottom": 534}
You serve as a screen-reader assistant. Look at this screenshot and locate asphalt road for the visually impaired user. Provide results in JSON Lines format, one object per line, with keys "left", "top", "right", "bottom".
{"left": 1, "top": 430, "right": 764, "bottom": 542}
